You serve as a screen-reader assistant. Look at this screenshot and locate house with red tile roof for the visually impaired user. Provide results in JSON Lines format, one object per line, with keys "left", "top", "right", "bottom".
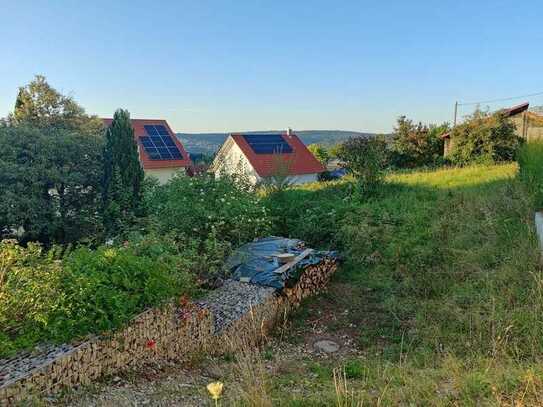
{"left": 211, "top": 130, "right": 325, "bottom": 185}
{"left": 102, "top": 118, "right": 192, "bottom": 184}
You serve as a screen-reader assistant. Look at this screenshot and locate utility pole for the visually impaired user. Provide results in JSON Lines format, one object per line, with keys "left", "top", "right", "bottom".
{"left": 453, "top": 101, "right": 458, "bottom": 127}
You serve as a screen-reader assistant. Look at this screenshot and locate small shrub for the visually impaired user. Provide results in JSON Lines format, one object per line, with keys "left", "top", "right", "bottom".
{"left": 344, "top": 359, "right": 365, "bottom": 379}
{"left": 54, "top": 243, "right": 194, "bottom": 340}
{"left": 335, "top": 137, "right": 388, "bottom": 194}
{"left": 0, "top": 240, "right": 63, "bottom": 355}
{"left": 264, "top": 182, "right": 351, "bottom": 248}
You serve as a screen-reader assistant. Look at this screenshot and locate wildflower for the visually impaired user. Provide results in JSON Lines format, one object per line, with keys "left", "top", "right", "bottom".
{"left": 146, "top": 339, "right": 156, "bottom": 349}
{"left": 207, "top": 381, "right": 224, "bottom": 405}
{"left": 179, "top": 295, "right": 189, "bottom": 307}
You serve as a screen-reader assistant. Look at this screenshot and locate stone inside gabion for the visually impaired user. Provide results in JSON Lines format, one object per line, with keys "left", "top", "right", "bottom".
{"left": 197, "top": 280, "right": 276, "bottom": 333}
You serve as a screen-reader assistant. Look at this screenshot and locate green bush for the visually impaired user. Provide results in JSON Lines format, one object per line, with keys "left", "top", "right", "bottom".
{"left": 390, "top": 116, "right": 448, "bottom": 168}
{"left": 0, "top": 125, "right": 103, "bottom": 245}
{"left": 263, "top": 181, "right": 352, "bottom": 248}
{"left": 0, "top": 240, "right": 63, "bottom": 354}
{"left": 335, "top": 137, "right": 388, "bottom": 194}
{"left": 0, "top": 237, "right": 195, "bottom": 356}
{"left": 518, "top": 141, "right": 543, "bottom": 208}
{"left": 449, "top": 109, "right": 522, "bottom": 165}
{"left": 148, "top": 174, "right": 271, "bottom": 246}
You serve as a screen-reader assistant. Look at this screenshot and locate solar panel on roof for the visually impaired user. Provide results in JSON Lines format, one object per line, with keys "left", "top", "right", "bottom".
{"left": 140, "top": 125, "right": 184, "bottom": 160}
{"left": 140, "top": 136, "right": 153, "bottom": 147}
{"left": 242, "top": 134, "right": 293, "bottom": 154}
{"left": 169, "top": 148, "right": 182, "bottom": 159}
{"left": 155, "top": 125, "right": 169, "bottom": 135}
{"left": 144, "top": 125, "right": 158, "bottom": 135}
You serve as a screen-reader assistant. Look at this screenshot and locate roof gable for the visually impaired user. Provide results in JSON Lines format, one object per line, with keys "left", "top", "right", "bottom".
{"left": 102, "top": 118, "right": 192, "bottom": 170}
{"left": 230, "top": 133, "right": 325, "bottom": 177}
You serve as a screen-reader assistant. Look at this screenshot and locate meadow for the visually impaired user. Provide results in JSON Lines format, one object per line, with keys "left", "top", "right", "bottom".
{"left": 249, "top": 163, "right": 543, "bottom": 405}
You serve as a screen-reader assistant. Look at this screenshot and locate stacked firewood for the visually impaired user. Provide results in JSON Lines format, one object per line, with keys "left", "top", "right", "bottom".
{"left": 282, "top": 255, "right": 338, "bottom": 307}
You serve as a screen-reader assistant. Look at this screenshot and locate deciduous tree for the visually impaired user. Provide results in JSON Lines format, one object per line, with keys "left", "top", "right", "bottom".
{"left": 307, "top": 143, "right": 331, "bottom": 166}
{"left": 391, "top": 116, "right": 447, "bottom": 168}
{"left": 10, "top": 75, "right": 103, "bottom": 135}
{"left": 336, "top": 136, "right": 388, "bottom": 193}
{"left": 0, "top": 76, "right": 104, "bottom": 244}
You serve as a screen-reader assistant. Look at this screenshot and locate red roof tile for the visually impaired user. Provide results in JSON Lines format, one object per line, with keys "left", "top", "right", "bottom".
{"left": 231, "top": 133, "right": 325, "bottom": 177}
{"left": 102, "top": 118, "right": 192, "bottom": 170}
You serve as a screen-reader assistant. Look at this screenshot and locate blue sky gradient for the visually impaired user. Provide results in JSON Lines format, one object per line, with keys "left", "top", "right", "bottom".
{"left": 1, "top": 0, "right": 542, "bottom": 133}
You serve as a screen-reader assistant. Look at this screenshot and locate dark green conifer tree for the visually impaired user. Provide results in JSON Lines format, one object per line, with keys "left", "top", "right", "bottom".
{"left": 102, "top": 109, "right": 145, "bottom": 235}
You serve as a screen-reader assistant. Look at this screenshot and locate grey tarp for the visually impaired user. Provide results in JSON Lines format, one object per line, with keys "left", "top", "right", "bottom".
{"left": 226, "top": 236, "right": 338, "bottom": 290}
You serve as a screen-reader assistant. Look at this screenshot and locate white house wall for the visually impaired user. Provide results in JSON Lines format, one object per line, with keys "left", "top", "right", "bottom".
{"left": 214, "top": 141, "right": 261, "bottom": 185}
{"left": 145, "top": 168, "right": 185, "bottom": 185}
{"left": 286, "top": 173, "right": 319, "bottom": 185}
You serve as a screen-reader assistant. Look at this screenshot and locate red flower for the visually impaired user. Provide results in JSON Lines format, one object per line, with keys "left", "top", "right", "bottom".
{"left": 146, "top": 339, "right": 156, "bottom": 349}
{"left": 179, "top": 295, "right": 189, "bottom": 307}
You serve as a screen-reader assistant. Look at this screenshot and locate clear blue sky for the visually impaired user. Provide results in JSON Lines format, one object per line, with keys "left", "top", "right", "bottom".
{"left": 1, "top": 0, "right": 542, "bottom": 133}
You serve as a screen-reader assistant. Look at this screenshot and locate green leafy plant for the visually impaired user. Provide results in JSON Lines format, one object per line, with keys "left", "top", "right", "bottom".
{"left": 449, "top": 109, "right": 522, "bottom": 164}
{"left": 307, "top": 143, "right": 331, "bottom": 166}
{"left": 518, "top": 141, "right": 543, "bottom": 208}
{"left": 390, "top": 116, "right": 448, "bottom": 168}
{"left": 335, "top": 136, "right": 388, "bottom": 194}
{"left": 148, "top": 174, "right": 271, "bottom": 246}
{"left": 0, "top": 236, "right": 196, "bottom": 356}
{"left": 0, "top": 126, "right": 104, "bottom": 245}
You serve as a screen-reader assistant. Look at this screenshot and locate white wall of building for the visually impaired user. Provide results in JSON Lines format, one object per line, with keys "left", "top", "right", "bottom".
{"left": 286, "top": 173, "right": 319, "bottom": 185}
{"left": 145, "top": 167, "right": 186, "bottom": 185}
{"left": 213, "top": 139, "right": 260, "bottom": 185}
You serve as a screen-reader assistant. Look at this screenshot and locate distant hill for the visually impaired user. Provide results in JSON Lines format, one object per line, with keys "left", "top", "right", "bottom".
{"left": 176, "top": 130, "right": 377, "bottom": 155}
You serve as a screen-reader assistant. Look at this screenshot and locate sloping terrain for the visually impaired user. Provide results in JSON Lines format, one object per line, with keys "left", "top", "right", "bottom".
{"left": 58, "top": 164, "right": 543, "bottom": 406}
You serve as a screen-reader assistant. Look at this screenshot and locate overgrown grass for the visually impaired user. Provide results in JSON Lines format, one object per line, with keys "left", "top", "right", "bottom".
{"left": 262, "top": 163, "right": 543, "bottom": 405}
{"left": 518, "top": 141, "right": 543, "bottom": 208}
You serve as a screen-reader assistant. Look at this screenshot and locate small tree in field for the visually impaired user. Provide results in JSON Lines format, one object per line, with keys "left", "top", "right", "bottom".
{"left": 102, "top": 109, "right": 145, "bottom": 235}
{"left": 336, "top": 136, "right": 388, "bottom": 193}
{"left": 391, "top": 116, "right": 448, "bottom": 168}
{"left": 307, "top": 143, "right": 330, "bottom": 166}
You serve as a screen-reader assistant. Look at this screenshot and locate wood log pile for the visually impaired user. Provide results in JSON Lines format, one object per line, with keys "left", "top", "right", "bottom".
{"left": 282, "top": 255, "right": 338, "bottom": 307}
